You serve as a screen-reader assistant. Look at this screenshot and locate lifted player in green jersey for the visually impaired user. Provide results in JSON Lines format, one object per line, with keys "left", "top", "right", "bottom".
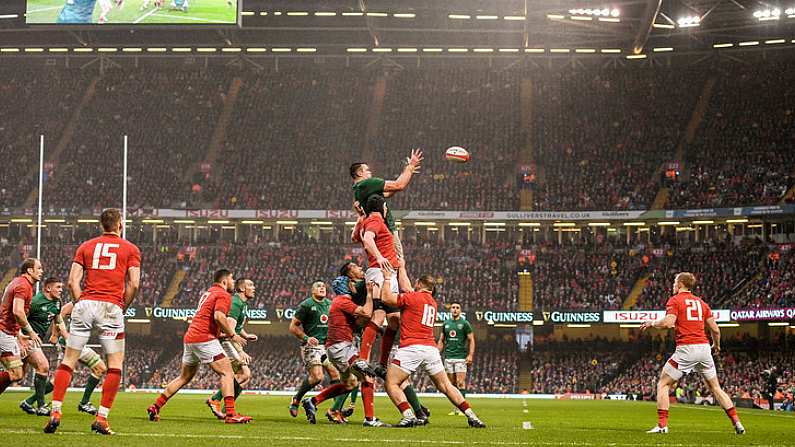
{"left": 438, "top": 301, "right": 475, "bottom": 416}
{"left": 206, "top": 278, "right": 258, "bottom": 419}
{"left": 19, "top": 278, "right": 63, "bottom": 416}
{"left": 288, "top": 281, "right": 341, "bottom": 418}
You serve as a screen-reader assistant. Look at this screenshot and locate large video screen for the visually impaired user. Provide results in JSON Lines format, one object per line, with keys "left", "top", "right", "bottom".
{"left": 26, "top": 0, "right": 239, "bottom": 25}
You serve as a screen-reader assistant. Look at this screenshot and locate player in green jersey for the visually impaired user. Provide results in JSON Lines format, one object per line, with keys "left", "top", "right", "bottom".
{"left": 288, "top": 281, "right": 341, "bottom": 418}
{"left": 53, "top": 300, "right": 108, "bottom": 415}
{"left": 438, "top": 301, "right": 475, "bottom": 416}
{"left": 19, "top": 278, "right": 63, "bottom": 416}
{"left": 206, "top": 278, "right": 258, "bottom": 419}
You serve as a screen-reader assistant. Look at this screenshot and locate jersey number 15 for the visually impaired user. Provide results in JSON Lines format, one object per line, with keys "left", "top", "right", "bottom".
{"left": 91, "top": 243, "right": 119, "bottom": 270}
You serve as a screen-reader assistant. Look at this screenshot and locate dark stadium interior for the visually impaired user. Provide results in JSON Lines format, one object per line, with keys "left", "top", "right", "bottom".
{"left": 0, "top": 1, "right": 794, "bottom": 437}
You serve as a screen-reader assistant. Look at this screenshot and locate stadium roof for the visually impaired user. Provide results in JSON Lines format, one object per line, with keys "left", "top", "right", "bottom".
{"left": 1, "top": 0, "right": 794, "bottom": 60}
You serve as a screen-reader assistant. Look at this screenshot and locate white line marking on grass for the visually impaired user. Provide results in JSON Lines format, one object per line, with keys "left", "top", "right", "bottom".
{"left": 0, "top": 429, "right": 777, "bottom": 447}
{"left": 151, "top": 12, "right": 229, "bottom": 22}
{"left": 133, "top": 7, "right": 159, "bottom": 23}
{"left": 26, "top": 6, "right": 63, "bottom": 13}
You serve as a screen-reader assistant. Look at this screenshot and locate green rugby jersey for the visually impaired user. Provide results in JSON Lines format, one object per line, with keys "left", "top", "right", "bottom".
{"left": 27, "top": 292, "right": 61, "bottom": 338}
{"left": 294, "top": 296, "right": 331, "bottom": 344}
{"left": 352, "top": 177, "right": 396, "bottom": 232}
{"left": 441, "top": 317, "right": 473, "bottom": 359}
{"left": 228, "top": 293, "right": 249, "bottom": 334}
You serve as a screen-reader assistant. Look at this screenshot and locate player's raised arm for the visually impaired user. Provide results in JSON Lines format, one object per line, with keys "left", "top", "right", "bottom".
{"left": 67, "top": 262, "right": 84, "bottom": 302}
{"left": 124, "top": 266, "right": 141, "bottom": 308}
{"left": 383, "top": 148, "right": 423, "bottom": 196}
{"left": 354, "top": 281, "right": 375, "bottom": 319}
{"left": 706, "top": 316, "right": 721, "bottom": 353}
{"left": 381, "top": 270, "right": 399, "bottom": 307}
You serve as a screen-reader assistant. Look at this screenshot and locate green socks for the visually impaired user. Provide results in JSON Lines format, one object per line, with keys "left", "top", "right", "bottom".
{"left": 25, "top": 373, "right": 49, "bottom": 407}
{"left": 331, "top": 392, "right": 349, "bottom": 411}
{"left": 293, "top": 377, "right": 315, "bottom": 402}
{"left": 404, "top": 385, "right": 423, "bottom": 415}
{"left": 81, "top": 374, "right": 101, "bottom": 405}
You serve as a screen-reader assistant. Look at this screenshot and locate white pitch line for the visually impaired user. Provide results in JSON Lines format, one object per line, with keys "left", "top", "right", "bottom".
{"left": 26, "top": 6, "right": 63, "bottom": 13}
{"left": 133, "top": 7, "right": 159, "bottom": 23}
{"left": 0, "top": 429, "right": 778, "bottom": 447}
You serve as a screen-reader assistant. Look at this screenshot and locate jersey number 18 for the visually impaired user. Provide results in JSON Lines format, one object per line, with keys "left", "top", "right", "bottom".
{"left": 421, "top": 304, "right": 436, "bottom": 328}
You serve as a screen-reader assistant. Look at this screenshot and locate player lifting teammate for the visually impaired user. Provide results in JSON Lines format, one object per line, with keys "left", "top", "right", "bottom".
{"left": 302, "top": 278, "right": 390, "bottom": 427}
{"left": 288, "top": 281, "right": 342, "bottom": 417}
{"left": 45, "top": 209, "right": 141, "bottom": 435}
{"left": 147, "top": 269, "right": 252, "bottom": 424}
{"left": 206, "top": 277, "right": 258, "bottom": 419}
{"left": 640, "top": 272, "right": 745, "bottom": 434}
{"left": 438, "top": 301, "right": 475, "bottom": 416}
{"left": 0, "top": 259, "right": 44, "bottom": 399}
{"left": 349, "top": 149, "right": 422, "bottom": 377}
{"left": 380, "top": 271, "right": 486, "bottom": 428}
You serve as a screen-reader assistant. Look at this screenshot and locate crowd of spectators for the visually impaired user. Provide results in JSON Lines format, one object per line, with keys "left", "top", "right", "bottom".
{"left": 1, "top": 66, "right": 792, "bottom": 211}
{"left": 729, "top": 249, "right": 795, "bottom": 309}
{"left": 532, "top": 69, "right": 704, "bottom": 211}
{"left": 373, "top": 69, "right": 521, "bottom": 211}
{"left": 668, "top": 64, "right": 795, "bottom": 209}
{"left": 41, "top": 69, "right": 229, "bottom": 212}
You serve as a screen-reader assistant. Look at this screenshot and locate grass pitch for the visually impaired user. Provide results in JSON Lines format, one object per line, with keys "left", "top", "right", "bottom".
{"left": 25, "top": 0, "right": 236, "bottom": 25}
{"left": 0, "top": 391, "right": 792, "bottom": 446}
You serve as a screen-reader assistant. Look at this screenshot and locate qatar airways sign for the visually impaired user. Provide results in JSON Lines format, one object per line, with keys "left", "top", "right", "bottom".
{"left": 603, "top": 309, "right": 731, "bottom": 323}
{"left": 730, "top": 308, "right": 795, "bottom": 322}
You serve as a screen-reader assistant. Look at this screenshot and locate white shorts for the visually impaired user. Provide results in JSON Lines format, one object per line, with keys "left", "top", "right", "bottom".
{"left": 0, "top": 332, "right": 22, "bottom": 369}
{"left": 67, "top": 300, "right": 125, "bottom": 354}
{"left": 327, "top": 341, "right": 359, "bottom": 373}
{"left": 182, "top": 340, "right": 226, "bottom": 366}
{"left": 301, "top": 344, "right": 328, "bottom": 369}
{"left": 365, "top": 267, "right": 400, "bottom": 295}
{"left": 663, "top": 344, "right": 717, "bottom": 381}
{"left": 392, "top": 345, "right": 445, "bottom": 376}
{"left": 444, "top": 358, "right": 468, "bottom": 374}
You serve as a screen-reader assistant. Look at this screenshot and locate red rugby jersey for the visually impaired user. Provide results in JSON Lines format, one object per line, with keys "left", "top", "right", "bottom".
{"left": 397, "top": 291, "right": 437, "bottom": 348}
{"left": 666, "top": 291, "right": 713, "bottom": 346}
{"left": 184, "top": 285, "right": 232, "bottom": 344}
{"left": 73, "top": 234, "right": 141, "bottom": 309}
{"left": 0, "top": 276, "right": 34, "bottom": 336}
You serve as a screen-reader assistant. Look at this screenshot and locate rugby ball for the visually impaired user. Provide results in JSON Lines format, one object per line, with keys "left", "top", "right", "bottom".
{"left": 445, "top": 146, "right": 470, "bottom": 163}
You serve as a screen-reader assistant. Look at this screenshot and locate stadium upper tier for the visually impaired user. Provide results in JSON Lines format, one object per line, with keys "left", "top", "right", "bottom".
{"left": 0, "top": 64, "right": 792, "bottom": 212}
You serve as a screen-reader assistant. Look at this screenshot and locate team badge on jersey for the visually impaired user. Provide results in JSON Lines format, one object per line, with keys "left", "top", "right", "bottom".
{"left": 320, "top": 314, "right": 329, "bottom": 324}
{"left": 449, "top": 330, "right": 457, "bottom": 338}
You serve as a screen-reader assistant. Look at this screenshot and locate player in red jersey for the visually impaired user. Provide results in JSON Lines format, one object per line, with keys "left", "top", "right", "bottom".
{"left": 45, "top": 209, "right": 140, "bottom": 436}
{"left": 301, "top": 280, "right": 386, "bottom": 426}
{"left": 147, "top": 269, "right": 252, "bottom": 424}
{"left": 0, "top": 258, "right": 44, "bottom": 397}
{"left": 351, "top": 195, "right": 402, "bottom": 378}
{"left": 640, "top": 272, "right": 745, "bottom": 434}
{"left": 380, "top": 271, "right": 486, "bottom": 428}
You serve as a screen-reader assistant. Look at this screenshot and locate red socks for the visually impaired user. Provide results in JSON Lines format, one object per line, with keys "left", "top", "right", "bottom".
{"left": 397, "top": 401, "right": 411, "bottom": 413}
{"left": 379, "top": 328, "right": 397, "bottom": 366}
{"left": 657, "top": 409, "right": 669, "bottom": 427}
{"left": 155, "top": 393, "right": 169, "bottom": 409}
{"left": 99, "top": 368, "right": 121, "bottom": 416}
{"left": 53, "top": 364, "right": 74, "bottom": 403}
{"left": 359, "top": 322, "right": 380, "bottom": 362}
{"left": 725, "top": 407, "right": 739, "bottom": 424}
{"left": 362, "top": 381, "right": 375, "bottom": 420}
{"left": 458, "top": 400, "right": 471, "bottom": 413}
{"left": 314, "top": 383, "right": 348, "bottom": 404}
{"left": 0, "top": 371, "right": 10, "bottom": 394}
{"left": 224, "top": 396, "right": 235, "bottom": 417}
